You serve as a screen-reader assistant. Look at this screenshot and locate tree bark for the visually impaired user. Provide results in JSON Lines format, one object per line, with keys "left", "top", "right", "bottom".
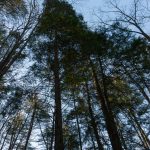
{"left": 53, "top": 40, "right": 63, "bottom": 150}
{"left": 128, "top": 109, "right": 150, "bottom": 149}
{"left": 90, "top": 59, "right": 123, "bottom": 150}
{"left": 73, "top": 93, "right": 83, "bottom": 150}
{"left": 85, "top": 82, "right": 104, "bottom": 150}
{"left": 24, "top": 102, "right": 36, "bottom": 150}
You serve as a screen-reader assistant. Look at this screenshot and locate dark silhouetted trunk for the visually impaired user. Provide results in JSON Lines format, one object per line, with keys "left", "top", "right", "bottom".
{"left": 0, "top": 126, "right": 11, "bottom": 150}
{"left": 53, "top": 40, "right": 63, "bottom": 150}
{"left": 85, "top": 82, "right": 104, "bottom": 150}
{"left": 90, "top": 59, "right": 123, "bottom": 150}
{"left": 115, "top": 117, "right": 128, "bottom": 150}
{"left": 24, "top": 103, "right": 36, "bottom": 150}
{"left": 128, "top": 109, "right": 150, "bottom": 149}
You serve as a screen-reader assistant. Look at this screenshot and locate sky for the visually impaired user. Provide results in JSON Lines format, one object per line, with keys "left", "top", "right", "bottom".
{"left": 37, "top": 0, "right": 150, "bottom": 33}
{"left": 71, "top": 0, "right": 105, "bottom": 28}
{"left": 72, "top": 0, "right": 150, "bottom": 33}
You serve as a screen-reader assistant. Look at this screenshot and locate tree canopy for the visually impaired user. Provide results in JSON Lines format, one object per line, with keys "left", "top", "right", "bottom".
{"left": 0, "top": 0, "right": 150, "bottom": 150}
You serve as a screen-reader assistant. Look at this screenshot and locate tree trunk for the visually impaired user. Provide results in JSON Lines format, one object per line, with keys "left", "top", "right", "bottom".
{"left": 24, "top": 103, "right": 36, "bottom": 150}
{"left": 128, "top": 109, "right": 150, "bottom": 149}
{"left": 90, "top": 59, "right": 123, "bottom": 150}
{"left": 8, "top": 131, "right": 16, "bottom": 150}
{"left": 73, "top": 93, "right": 83, "bottom": 150}
{"left": 85, "top": 82, "right": 104, "bottom": 150}
{"left": 0, "top": 126, "right": 11, "bottom": 150}
{"left": 115, "top": 116, "right": 128, "bottom": 150}
{"left": 53, "top": 40, "right": 63, "bottom": 150}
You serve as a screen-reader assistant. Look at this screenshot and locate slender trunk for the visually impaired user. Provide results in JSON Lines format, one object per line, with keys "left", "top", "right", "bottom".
{"left": 24, "top": 103, "right": 36, "bottom": 150}
{"left": 0, "top": 126, "right": 11, "bottom": 150}
{"left": 8, "top": 132, "right": 16, "bottom": 150}
{"left": 73, "top": 93, "right": 83, "bottom": 150}
{"left": 115, "top": 116, "right": 128, "bottom": 150}
{"left": 53, "top": 40, "right": 63, "bottom": 150}
{"left": 0, "top": 117, "right": 10, "bottom": 146}
{"left": 122, "top": 110, "right": 149, "bottom": 149}
{"left": 85, "top": 82, "right": 104, "bottom": 150}
{"left": 38, "top": 121, "right": 48, "bottom": 150}
{"left": 129, "top": 114, "right": 148, "bottom": 149}
{"left": 0, "top": 132, "right": 8, "bottom": 150}
{"left": 128, "top": 109, "right": 150, "bottom": 149}
{"left": 9, "top": 116, "right": 29, "bottom": 150}
{"left": 16, "top": 134, "right": 24, "bottom": 150}
{"left": 0, "top": 116, "right": 10, "bottom": 134}
{"left": 90, "top": 59, "right": 123, "bottom": 150}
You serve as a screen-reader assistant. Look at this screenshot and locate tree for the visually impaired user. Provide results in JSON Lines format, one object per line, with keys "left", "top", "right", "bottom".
{"left": 0, "top": 0, "right": 39, "bottom": 79}
{"left": 99, "top": 0, "right": 150, "bottom": 41}
{"left": 0, "top": 0, "right": 150, "bottom": 149}
{"left": 30, "top": 0, "right": 85, "bottom": 149}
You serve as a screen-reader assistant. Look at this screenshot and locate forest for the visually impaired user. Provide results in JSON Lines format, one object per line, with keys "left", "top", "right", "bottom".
{"left": 0, "top": 0, "right": 150, "bottom": 149}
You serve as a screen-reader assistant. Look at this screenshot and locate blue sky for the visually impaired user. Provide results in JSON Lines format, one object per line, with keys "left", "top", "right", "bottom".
{"left": 72, "top": 0, "right": 150, "bottom": 33}
{"left": 72, "top": 0, "right": 105, "bottom": 27}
